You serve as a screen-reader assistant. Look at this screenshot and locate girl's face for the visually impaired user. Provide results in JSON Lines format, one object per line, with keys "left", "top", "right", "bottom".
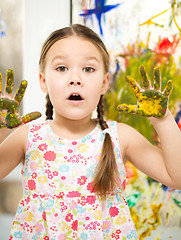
{"left": 39, "top": 36, "right": 110, "bottom": 122}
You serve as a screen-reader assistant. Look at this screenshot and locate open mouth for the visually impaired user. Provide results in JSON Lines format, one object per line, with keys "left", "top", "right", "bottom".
{"left": 68, "top": 94, "right": 83, "bottom": 101}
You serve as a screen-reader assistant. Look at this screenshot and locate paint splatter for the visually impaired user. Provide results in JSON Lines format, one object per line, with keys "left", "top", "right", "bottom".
{"left": 117, "top": 66, "right": 172, "bottom": 118}
{"left": 79, "top": 0, "right": 121, "bottom": 35}
{"left": 0, "top": 16, "right": 7, "bottom": 37}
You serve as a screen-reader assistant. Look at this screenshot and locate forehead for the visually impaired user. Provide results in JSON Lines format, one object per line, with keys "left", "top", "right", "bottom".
{"left": 46, "top": 36, "right": 103, "bottom": 61}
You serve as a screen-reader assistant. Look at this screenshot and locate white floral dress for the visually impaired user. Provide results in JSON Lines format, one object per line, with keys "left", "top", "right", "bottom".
{"left": 10, "top": 120, "right": 139, "bottom": 240}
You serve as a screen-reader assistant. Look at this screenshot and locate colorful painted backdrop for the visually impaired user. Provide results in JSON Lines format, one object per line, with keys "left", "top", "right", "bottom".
{"left": 72, "top": 0, "right": 181, "bottom": 239}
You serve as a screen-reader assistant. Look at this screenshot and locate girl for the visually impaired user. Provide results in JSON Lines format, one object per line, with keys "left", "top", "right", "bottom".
{"left": 0, "top": 24, "right": 181, "bottom": 240}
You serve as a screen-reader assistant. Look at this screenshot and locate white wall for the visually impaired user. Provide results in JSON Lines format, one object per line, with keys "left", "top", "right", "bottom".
{"left": 0, "top": 3, "right": 70, "bottom": 239}
{"left": 23, "top": 0, "right": 70, "bottom": 120}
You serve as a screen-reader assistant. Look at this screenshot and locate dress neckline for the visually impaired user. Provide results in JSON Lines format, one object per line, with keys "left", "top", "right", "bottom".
{"left": 47, "top": 120, "right": 100, "bottom": 143}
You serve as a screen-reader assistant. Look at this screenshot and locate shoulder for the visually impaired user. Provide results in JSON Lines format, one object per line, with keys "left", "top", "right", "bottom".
{"left": 5, "top": 120, "right": 48, "bottom": 150}
{"left": 7, "top": 123, "right": 30, "bottom": 150}
{"left": 116, "top": 122, "right": 144, "bottom": 161}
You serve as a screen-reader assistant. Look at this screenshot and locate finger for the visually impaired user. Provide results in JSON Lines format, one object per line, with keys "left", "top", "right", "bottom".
{"left": 126, "top": 76, "right": 141, "bottom": 96}
{"left": 14, "top": 80, "right": 28, "bottom": 104}
{"left": 153, "top": 67, "right": 161, "bottom": 90}
{"left": 0, "top": 98, "right": 18, "bottom": 112}
{"left": 0, "top": 72, "right": 2, "bottom": 96}
{"left": 5, "top": 69, "right": 14, "bottom": 95}
{"left": 163, "top": 80, "right": 173, "bottom": 97}
{"left": 21, "top": 111, "right": 42, "bottom": 124}
{"left": 117, "top": 103, "right": 137, "bottom": 114}
{"left": 139, "top": 66, "right": 151, "bottom": 88}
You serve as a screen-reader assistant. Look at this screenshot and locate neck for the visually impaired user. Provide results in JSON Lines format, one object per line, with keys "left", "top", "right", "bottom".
{"left": 50, "top": 115, "right": 97, "bottom": 140}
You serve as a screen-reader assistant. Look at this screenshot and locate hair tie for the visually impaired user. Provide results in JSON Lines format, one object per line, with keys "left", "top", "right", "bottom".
{"left": 102, "top": 128, "right": 110, "bottom": 135}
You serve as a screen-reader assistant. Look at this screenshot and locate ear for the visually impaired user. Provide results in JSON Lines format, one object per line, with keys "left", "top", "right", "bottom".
{"left": 101, "top": 72, "right": 110, "bottom": 95}
{"left": 39, "top": 72, "right": 48, "bottom": 93}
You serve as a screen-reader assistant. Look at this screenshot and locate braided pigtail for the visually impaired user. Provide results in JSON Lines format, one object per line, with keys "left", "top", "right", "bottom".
{"left": 92, "top": 95, "right": 120, "bottom": 200}
{"left": 45, "top": 94, "right": 53, "bottom": 120}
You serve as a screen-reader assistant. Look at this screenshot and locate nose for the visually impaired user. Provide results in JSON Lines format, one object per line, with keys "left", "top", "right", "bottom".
{"left": 69, "top": 80, "right": 82, "bottom": 86}
{"left": 69, "top": 70, "right": 83, "bottom": 86}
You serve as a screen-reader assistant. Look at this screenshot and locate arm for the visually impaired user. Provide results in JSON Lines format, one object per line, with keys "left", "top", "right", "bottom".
{"left": 149, "top": 110, "right": 181, "bottom": 188}
{"left": 0, "top": 128, "right": 13, "bottom": 144}
{"left": 0, "top": 69, "right": 41, "bottom": 180}
{"left": 0, "top": 124, "right": 28, "bottom": 180}
{"left": 117, "top": 66, "right": 181, "bottom": 189}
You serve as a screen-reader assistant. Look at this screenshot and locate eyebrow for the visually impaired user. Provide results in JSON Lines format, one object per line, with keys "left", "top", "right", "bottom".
{"left": 51, "top": 55, "right": 100, "bottom": 63}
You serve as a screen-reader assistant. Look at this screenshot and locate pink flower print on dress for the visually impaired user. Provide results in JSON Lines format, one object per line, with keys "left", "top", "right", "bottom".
{"left": 30, "top": 125, "right": 41, "bottom": 133}
{"left": 65, "top": 213, "right": 73, "bottom": 222}
{"left": 71, "top": 220, "right": 78, "bottom": 231}
{"left": 68, "top": 149, "right": 73, "bottom": 154}
{"left": 43, "top": 236, "right": 49, "bottom": 240}
{"left": 86, "top": 195, "right": 96, "bottom": 205}
{"left": 56, "top": 192, "right": 64, "bottom": 199}
{"left": 77, "top": 176, "right": 87, "bottom": 185}
{"left": 69, "top": 200, "right": 77, "bottom": 209}
{"left": 38, "top": 143, "right": 48, "bottom": 151}
{"left": 42, "top": 211, "right": 46, "bottom": 221}
{"left": 44, "top": 151, "right": 56, "bottom": 161}
{"left": 87, "top": 182, "right": 96, "bottom": 193}
{"left": 35, "top": 223, "right": 44, "bottom": 233}
{"left": 58, "top": 234, "right": 66, "bottom": 240}
{"left": 66, "top": 191, "right": 81, "bottom": 198}
{"left": 30, "top": 162, "right": 38, "bottom": 171}
{"left": 103, "top": 220, "right": 111, "bottom": 231}
{"left": 31, "top": 172, "right": 37, "bottom": 179}
{"left": 27, "top": 179, "right": 36, "bottom": 190}
{"left": 109, "top": 206, "right": 119, "bottom": 217}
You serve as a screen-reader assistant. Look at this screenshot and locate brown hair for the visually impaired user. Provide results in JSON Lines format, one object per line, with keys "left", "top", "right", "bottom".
{"left": 39, "top": 24, "right": 120, "bottom": 200}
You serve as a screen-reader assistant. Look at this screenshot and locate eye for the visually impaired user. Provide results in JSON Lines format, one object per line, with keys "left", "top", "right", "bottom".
{"left": 56, "top": 66, "right": 68, "bottom": 72}
{"left": 83, "top": 67, "right": 94, "bottom": 73}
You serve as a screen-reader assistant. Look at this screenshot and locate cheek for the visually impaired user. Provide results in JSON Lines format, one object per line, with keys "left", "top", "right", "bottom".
{"left": 47, "top": 83, "right": 65, "bottom": 104}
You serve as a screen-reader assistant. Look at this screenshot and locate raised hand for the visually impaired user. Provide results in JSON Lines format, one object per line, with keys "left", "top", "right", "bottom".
{"left": 117, "top": 66, "right": 172, "bottom": 118}
{"left": 0, "top": 69, "right": 41, "bottom": 128}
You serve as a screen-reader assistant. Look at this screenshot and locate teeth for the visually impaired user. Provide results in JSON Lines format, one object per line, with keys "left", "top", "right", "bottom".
{"left": 72, "top": 94, "right": 79, "bottom": 96}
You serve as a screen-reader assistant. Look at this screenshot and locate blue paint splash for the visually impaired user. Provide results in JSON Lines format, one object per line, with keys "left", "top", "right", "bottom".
{"left": 79, "top": 0, "right": 121, "bottom": 36}
{"left": 0, "top": 17, "right": 7, "bottom": 37}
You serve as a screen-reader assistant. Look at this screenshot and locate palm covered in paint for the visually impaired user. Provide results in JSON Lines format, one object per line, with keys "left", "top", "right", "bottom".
{"left": 0, "top": 69, "right": 41, "bottom": 128}
{"left": 117, "top": 66, "right": 172, "bottom": 118}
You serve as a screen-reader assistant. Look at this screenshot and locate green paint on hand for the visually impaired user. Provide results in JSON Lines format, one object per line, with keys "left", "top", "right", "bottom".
{"left": 139, "top": 66, "right": 150, "bottom": 88}
{"left": 117, "top": 66, "right": 172, "bottom": 119}
{"left": 0, "top": 98, "right": 18, "bottom": 112}
{"left": 15, "top": 80, "right": 28, "bottom": 103}
{"left": 5, "top": 69, "right": 14, "bottom": 94}
{"left": 6, "top": 113, "right": 21, "bottom": 128}
{"left": 22, "top": 112, "right": 42, "bottom": 124}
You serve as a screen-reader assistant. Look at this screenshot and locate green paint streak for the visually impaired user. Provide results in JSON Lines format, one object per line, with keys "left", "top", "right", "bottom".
{"left": 163, "top": 80, "right": 172, "bottom": 97}
{"left": 117, "top": 104, "right": 136, "bottom": 114}
{"left": 5, "top": 69, "right": 14, "bottom": 94}
{"left": 126, "top": 76, "right": 140, "bottom": 95}
{"left": 172, "top": 197, "right": 181, "bottom": 208}
{"left": 153, "top": 67, "right": 161, "bottom": 90}
{"left": 139, "top": 66, "right": 149, "bottom": 88}
{"left": 15, "top": 80, "right": 28, "bottom": 103}
{"left": 0, "top": 98, "right": 18, "bottom": 112}
{"left": 22, "top": 112, "right": 41, "bottom": 124}
{"left": 5, "top": 113, "right": 21, "bottom": 128}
